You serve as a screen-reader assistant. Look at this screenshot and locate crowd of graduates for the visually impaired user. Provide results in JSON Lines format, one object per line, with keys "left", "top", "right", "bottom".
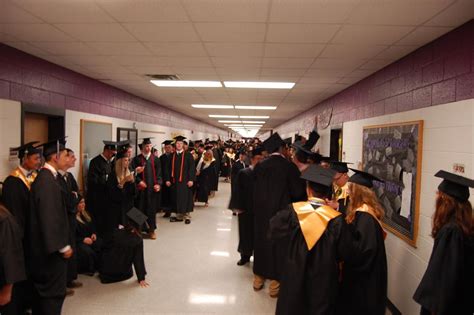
{"left": 0, "top": 119, "right": 473, "bottom": 315}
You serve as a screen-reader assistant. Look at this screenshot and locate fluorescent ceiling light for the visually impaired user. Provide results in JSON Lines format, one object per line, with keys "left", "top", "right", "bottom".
{"left": 241, "top": 121, "right": 265, "bottom": 124}
{"left": 234, "top": 105, "right": 277, "bottom": 110}
{"left": 218, "top": 120, "right": 242, "bottom": 123}
{"left": 151, "top": 80, "right": 222, "bottom": 87}
{"left": 192, "top": 104, "right": 233, "bottom": 109}
{"left": 209, "top": 115, "right": 239, "bottom": 118}
{"left": 244, "top": 125, "right": 263, "bottom": 127}
{"left": 224, "top": 81, "right": 295, "bottom": 89}
{"left": 240, "top": 115, "right": 269, "bottom": 119}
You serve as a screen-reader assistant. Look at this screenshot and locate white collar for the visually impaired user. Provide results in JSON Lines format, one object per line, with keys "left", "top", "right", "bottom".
{"left": 18, "top": 165, "right": 31, "bottom": 177}
{"left": 270, "top": 152, "right": 285, "bottom": 158}
{"left": 100, "top": 154, "right": 109, "bottom": 162}
{"left": 43, "top": 162, "right": 58, "bottom": 177}
{"left": 144, "top": 153, "right": 151, "bottom": 160}
{"left": 176, "top": 149, "right": 184, "bottom": 154}
{"left": 58, "top": 169, "right": 67, "bottom": 176}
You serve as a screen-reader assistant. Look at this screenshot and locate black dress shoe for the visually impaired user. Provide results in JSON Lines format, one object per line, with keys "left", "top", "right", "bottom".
{"left": 185, "top": 219, "right": 191, "bottom": 224}
{"left": 170, "top": 217, "right": 183, "bottom": 222}
{"left": 237, "top": 258, "right": 250, "bottom": 266}
{"left": 163, "top": 212, "right": 171, "bottom": 218}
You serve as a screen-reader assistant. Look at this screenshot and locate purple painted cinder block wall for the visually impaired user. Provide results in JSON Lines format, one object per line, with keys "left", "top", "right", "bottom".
{"left": 0, "top": 44, "right": 225, "bottom": 135}
{"left": 276, "top": 19, "right": 474, "bottom": 135}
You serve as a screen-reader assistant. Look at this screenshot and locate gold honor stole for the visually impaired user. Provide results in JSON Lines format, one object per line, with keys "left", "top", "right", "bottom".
{"left": 355, "top": 204, "right": 387, "bottom": 240}
{"left": 334, "top": 183, "right": 349, "bottom": 205}
{"left": 9, "top": 167, "right": 37, "bottom": 190}
{"left": 292, "top": 198, "right": 342, "bottom": 251}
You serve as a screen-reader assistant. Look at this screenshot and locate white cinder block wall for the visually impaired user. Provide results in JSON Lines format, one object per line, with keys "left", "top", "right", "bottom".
{"left": 0, "top": 99, "right": 21, "bottom": 181}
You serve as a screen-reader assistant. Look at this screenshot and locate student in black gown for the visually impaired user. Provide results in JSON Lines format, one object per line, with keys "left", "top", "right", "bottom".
{"left": 210, "top": 141, "right": 221, "bottom": 194}
{"left": 99, "top": 207, "right": 148, "bottom": 288}
{"left": 269, "top": 164, "right": 344, "bottom": 315}
{"left": 75, "top": 196, "right": 103, "bottom": 275}
{"left": 131, "top": 138, "right": 162, "bottom": 239}
{"left": 330, "top": 161, "right": 351, "bottom": 216}
{"left": 160, "top": 140, "right": 174, "bottom": 218}
{"left": 107, "top": 151, "right": 137, "bottom": 238}
{"left": 87, "top": 141, "right": 117, "bottom": 236}
{"left": 165, "top": 136, "right": 196, "bottom": 225}
{"left": 233, "top": 147, "right": 264, "bottom": 266}
{"left": 413, "top": 170, "right": 474, "bottom": 315}
{"left": 221, "top": 147, "right": 234, "bottom": 182}
{"left": 0, "top": 203, "right": 27, "bottom": 314}
{"left": 253, "top": 133, "right": 307, "bottom": 298}
{"left": 229, "top": 149, "right": 247, "bottom": 211}
{"left": 195, "top": 149, "right": 217, "bottom": 206}
{"left": 337, "top": 169, "right": 387, "bottom": 315}
{"left": 27, "top": 139, "right": 73, "bottom": 315}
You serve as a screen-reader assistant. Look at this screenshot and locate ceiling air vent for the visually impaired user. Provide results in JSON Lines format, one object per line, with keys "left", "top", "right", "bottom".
{"left": 146, "top": 74, "right": 180, "bottom": 80}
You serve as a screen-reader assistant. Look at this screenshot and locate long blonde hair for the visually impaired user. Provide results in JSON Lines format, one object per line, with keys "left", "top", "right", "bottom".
{"left": 346, "top": 183, "right": 385, "bottom": 224}
{"left": 76, "top": 197, "right": 92, "bottom": 224}
{"left": 115, "top": 156, "right": 131, "bottom": 183}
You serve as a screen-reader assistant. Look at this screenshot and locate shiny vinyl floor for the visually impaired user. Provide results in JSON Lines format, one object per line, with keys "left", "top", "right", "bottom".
{"left": 63, "top": 180, "right": 276, "bottom": 314}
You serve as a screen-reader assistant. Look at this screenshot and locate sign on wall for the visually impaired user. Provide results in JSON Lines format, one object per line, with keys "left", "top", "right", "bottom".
{"left": 362, "top": 120, "right": 423, "bottom": 247}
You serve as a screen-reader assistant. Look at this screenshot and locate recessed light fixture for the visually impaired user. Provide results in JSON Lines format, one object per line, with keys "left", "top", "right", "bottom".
{"left": 240, "top": 115, "right": 269, "bottom": 119}
{"left": 151, "top": 80, "right": 222, "bottom": 87}
{"left": 192, "top": 104, "right": 233, "bottom": 109}
{"left": 218, "top": 120, "right": 242, "bottom": 123}
{"left": 241, "top": 121, "right": 265, "bottom": 124}
{"left": 234, "top": 105, "right": 276, "bottom": 110}
{"left": 209, "top": 115, "right": 239, "bottom": 118}
{"left": 224, "top": 81, "right": 295, "bottom": 89}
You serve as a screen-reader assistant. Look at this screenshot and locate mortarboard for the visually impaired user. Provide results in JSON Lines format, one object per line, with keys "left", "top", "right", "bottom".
{"left": 126, "top": 207, "right": 148, "bottom": 227}
{"left": 173, "top": 135, "right": 186, "bottom": 142}
{"left": 283, "top": 137, "right": 292, "bottom": 146}
{"left": 252, "top": 146, "right": 264, "bottom": 156}
{"left": 301, "top": 164, "right": 336, "bottom": 196}
{"left": 435, "top": 170, "right": 474, "bottom": 202}
{"left": 292, "top": 141, "right": 313, "bottom": 156}
{"left": 309, "top": 152, "right": 330, "bottom": 164}
{"left": 204, "top": 145, "right": 213, "bottom": 151}
{"left": 103, "top": 140, "right": 118, "bottom": 151}
{"left": 38, "top": 137, "right": 67, "bottom": 157}
{"left": 117, "top": 140, "right": 131, "bottom": 152}
{"left": 11, "top": 141, "right": 41, "bottom": 159}
{"left": 162, "top": 140, "right": 173, "bottom": 145}
{"left": 140, "top": 137, "right": 154, "bottom": 145}
{"left": 183, "top": 140, "right": 188, "bottom": 145}
{"left": 330, "top": 161, "right": 352, "bottom": 173}
{"left": 115, "top": 150, "right": 128, "bottom": 160}
{"left": 348, "top": 168, "right": 385, "bottom": 188}
{"left": 263, "top": 133, "right": 285, "bottom": 153}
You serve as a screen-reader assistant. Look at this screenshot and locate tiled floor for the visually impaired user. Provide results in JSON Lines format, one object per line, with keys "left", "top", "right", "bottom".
{"left": 62, "top": 180, "right": 276, "bottom": 314}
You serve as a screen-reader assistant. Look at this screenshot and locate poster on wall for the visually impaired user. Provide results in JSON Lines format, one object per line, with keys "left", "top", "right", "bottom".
{"left": 362, "top": 120, "right": 423, "bottom": 247}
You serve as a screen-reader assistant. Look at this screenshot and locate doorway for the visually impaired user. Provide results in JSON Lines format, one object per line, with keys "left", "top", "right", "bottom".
{"left": 330, "top": 128, "right": 343, "bottom": 161}
{"left": 22, "top": 104, "right": 65, "bottom": 145}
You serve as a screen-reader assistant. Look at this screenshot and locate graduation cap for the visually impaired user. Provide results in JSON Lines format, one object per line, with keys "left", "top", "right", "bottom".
{"left": 117, "top": 140, "right": 131, "bottom": 152}
{"left": 238, "top": 148, "right": 248, "bottom": 155}
{"left": 263, "top": 133, "right": 285, "bottom": 153}
{"left": 11, "top": 141, "right": 41, "bottom": 159}
{"left": 210, "top": 140, "right": 218, "bottom": 145}
{"left": 38, "top": 137, "right": 67, "bottom": 157}
{"left": 103, "top": 140, "right": 118, "bottom": 151}
{"left": 294, "top": 134, "right": 303, "bottom": 142}
{"left": 283, "top": 137, "right": 292, "bottom": 146}
{"left": 126, "top": 207, "right": 148, "bottom": 227}
{"left": 115, "top": 150, "right": 128, "bottom": 160}
{"left": 140, "top": 137, "right": 154, "bottom": 145}
{"left": 252, "top": 146, "right": 264, "bottom": 156}
{"left": 292, "top": 141, "right": 313, "bottom": 156}
{"left": 330, "top": 161, "right": 352, "bottom": 173}
{"left": 435, "top": 170, "right": 474, "bottom": 202}
{"left": 204, "top": 145, "right": 213, "bottom": 151}
{"left": 173, "top": 135, "right": 186, "bottom": 143}
{"left": 162, "top": 140, "right": 173, "bottom": 145}
{"left": 348, "top": 168, "right": 384, "bottom": 188}
{"left": 309, "top": 152, "right": 330, "bottom": 164}
{"left": 301, "top": 164, "right": 337, "bottom": 196}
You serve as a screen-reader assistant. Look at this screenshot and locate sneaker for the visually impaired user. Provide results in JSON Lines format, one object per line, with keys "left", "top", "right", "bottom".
{"left": 237, "top": 258, "right": 250, "bottom": 266}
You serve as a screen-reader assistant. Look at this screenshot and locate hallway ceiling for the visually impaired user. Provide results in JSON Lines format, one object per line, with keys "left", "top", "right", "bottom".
{"left": 1, "top": 0, "right": 473, "bottom": 132}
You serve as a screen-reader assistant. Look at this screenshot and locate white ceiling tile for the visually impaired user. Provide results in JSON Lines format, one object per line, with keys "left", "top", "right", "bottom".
{"left": 269, "top": 0, "right": 358, "bottom": 23}
{"left": 337, "top": 76, "right": 363, "bottom": 85}
{"left": 396, "top": 26, "right": 454, "bottom": 46}
{"left": 266, "top": 24, "right": 340, "bottom": 43}
{"left": 0, "top": 2, "right": 43, "bottom": 23}
{"left": 123, "top": 23, "right": 199, "bottom": 42}
{"left": 55, "top": 23, "right": 136, "bottom": 42}
{"left": 320, "top": 44, "right": 387, "bottom": 59}
{"left": 110, "top": 55, "right": 161, "bottom": 66}
{"left": 124, "top": 65, "right": 175, "bottom": 75}
{"left": 1, "top": 24, "right": 75, "bottom": 42}
{"left": 205, "top": 43, "right": 263, "bottom": 57}
{"left": 347, "top": 0, "right": 453, "bottom": 25}
{"left": 212, "top": 57, "right": 261, "bottom": 67}
{"left": 82, "top": 65, "right": 134, "bottom": 74}
{"left": 96, "top": 0, "right": 188, "bottom": 22}
{"left": 12, "top": 0, "right": 114, "bottom": 23}
{"left": 374, "top": 45, "right": 419, "bottom": 61}
{"left": 260, "top": 68, "right": 306, "bottom": 77}
{"left": 332, "top": 25, "right": 414, "bottom": 45}
{"left": 61, "top": 55, "right": 118, "bottom": 66}
{"left": 87, "top": 42, "right": 152, "bottom": 56}
{"left": 311, "top": 58, "right": 366, "bottom": 70}
{"left": 359, "top": 59, "right": 393, "bottom": 70}
{"left": 425, "top": 0, "right": 474, "bottom": 26}
{"left": 344, "top": 68, "right": 377, "bottom": 79}
{"left": 262, "top": 57, "right": 314, "bottom": 69}
{"left": 3, "top": 42, "right": 50, "bottom": 56}
{"left": 32, "top": 42, "right": 100, "bottom": 56}
{"left": 96, "top": 73, "right": 146, "bottom": 81}
{"left": 182, "top": 0, "right": 270, "bottom": 22}
{"left": 0, "top": 33, "right": 21, "bottom": 42}
{"left": 145, "top": 42, "right": 207, "bottom": 56}
{"left": 195, "top": 23, "right": 266, "bottom": 42}
{"left": 39, "top": 55, "right": 77, "bottom": 66}
{"left": 171, "top": 67, "right": 217, "bottom": 75}
{"left": 264, "top": 43, "right": 325, "bottom": 58}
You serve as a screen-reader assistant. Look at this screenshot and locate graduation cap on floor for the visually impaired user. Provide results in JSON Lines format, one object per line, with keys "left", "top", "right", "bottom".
{"left": 173, "top": 135, "right": 186, "bottom": 143}
{"left": 435, "top": 170, "right": 474, "bottom": 202}
{"left": 11, "top": 141, "right": 41, "bottom": 159}
{"left": 103, "top": 140, "right": 118, "bottom": 151}
{"left": 38, "top": 137, "right": 67, "bottom": 157}
{"left": 140, "top": 137, "right": 154, "bottom": 145}
{"left": 126, "top": 207, "right": 148, "bottom": 227}
{"left": 348, "top": 168, "right": 384, "bottom": 188}
{"left": 301, "top": 164, "right": 337, "bottom": 196}
{"left": 263, "top": 133, "right": 285, "bottom": 153}
{"left": 330, "top": 161, "right": 352, "bottom": 173}
{"left": 162, "top": 140, "right": 173, "bottom": 146}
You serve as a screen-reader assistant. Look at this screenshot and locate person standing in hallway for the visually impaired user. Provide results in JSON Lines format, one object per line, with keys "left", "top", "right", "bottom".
{"left": 210, "top": 140, "right": 221, "bottom": 196}
{"left": 330, "top": 161, "right": 352, "bottom": 216}
{"left": 132, "top": 138, "right": 162, "bottom": 239}
{"left": 228, "top": 149, "right": 247, "bottom": 212}
{"left": 27, "top": 139, "right": 73, "bottom": 315}
{"left": 252, "top": 133, "right": 307, "bottom": 298}
{"left": 195, "top": 148, "right": 217, "bottom": 207}
{"left": 160, "top": 140, "right": 173, "bottom": 218}
{"left": 87, "top": 141, "right": 117, "bottom": 236}
{"left": 413, "top": 171, "right": 474, "bottom": 315}
{"left": 165, "top": 136, "right": 196, "bottom": 224}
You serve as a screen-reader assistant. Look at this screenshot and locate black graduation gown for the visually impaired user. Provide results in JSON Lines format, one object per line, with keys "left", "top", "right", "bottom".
{"left": 106, "top": 176, "right": 137, "bottom": 237}
{"left": 75, "top": 218, "right": 103, "bottom": 274}
{"left": 0, "top": 206, "right": 26, "bottom": 314}
{"left": 220, "top": 154, "right": 233, "bottom": 177}
{"left": 87, "top": 155, "right": 113, "bottom": 235}
{"left": 211, "top": 148, "right": 221, "bottom": 191}
{"left": 166, "top": 151, "right": 196, "bottom": 214}
{"left": 132, "top": 154, "right": 162, "bottom": 231}
{"left": 228, "top": 160, "right": 245, "bottom": 210}
{"left": 253, "top": 155, "right": 307, "bottom": 280}
{"left": 27, "top": 168, "right": 70, "bottom": 302}
{"left": 2, "top": 175, "right": 32, "bottom": 237}
{"left": 160, "top": 153, "right": 172, "bottom": 211}
{"left": 413, "top": 222, "right": 474, "bottom": 315}
{"left": 99, "top": 229, "right": 146, "bottom": 283}
{"left": 269, "top": 205, "right": 344, "bottom": 315}
{"left": 235, "top": 167, "right": 256, "bottom": 257}
{"left": 196, "top": 161, "right": 217, "bottom": 203}
{"left": 337, "top": 211, "right": 387, "bottom": 315}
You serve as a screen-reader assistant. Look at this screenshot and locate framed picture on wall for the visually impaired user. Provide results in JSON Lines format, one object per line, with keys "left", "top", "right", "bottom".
{"left": 117, "top": 127, "right": 138, "bottom": 157}
{"left": 362, "top": 120, "right": 424, "bottom": 247}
